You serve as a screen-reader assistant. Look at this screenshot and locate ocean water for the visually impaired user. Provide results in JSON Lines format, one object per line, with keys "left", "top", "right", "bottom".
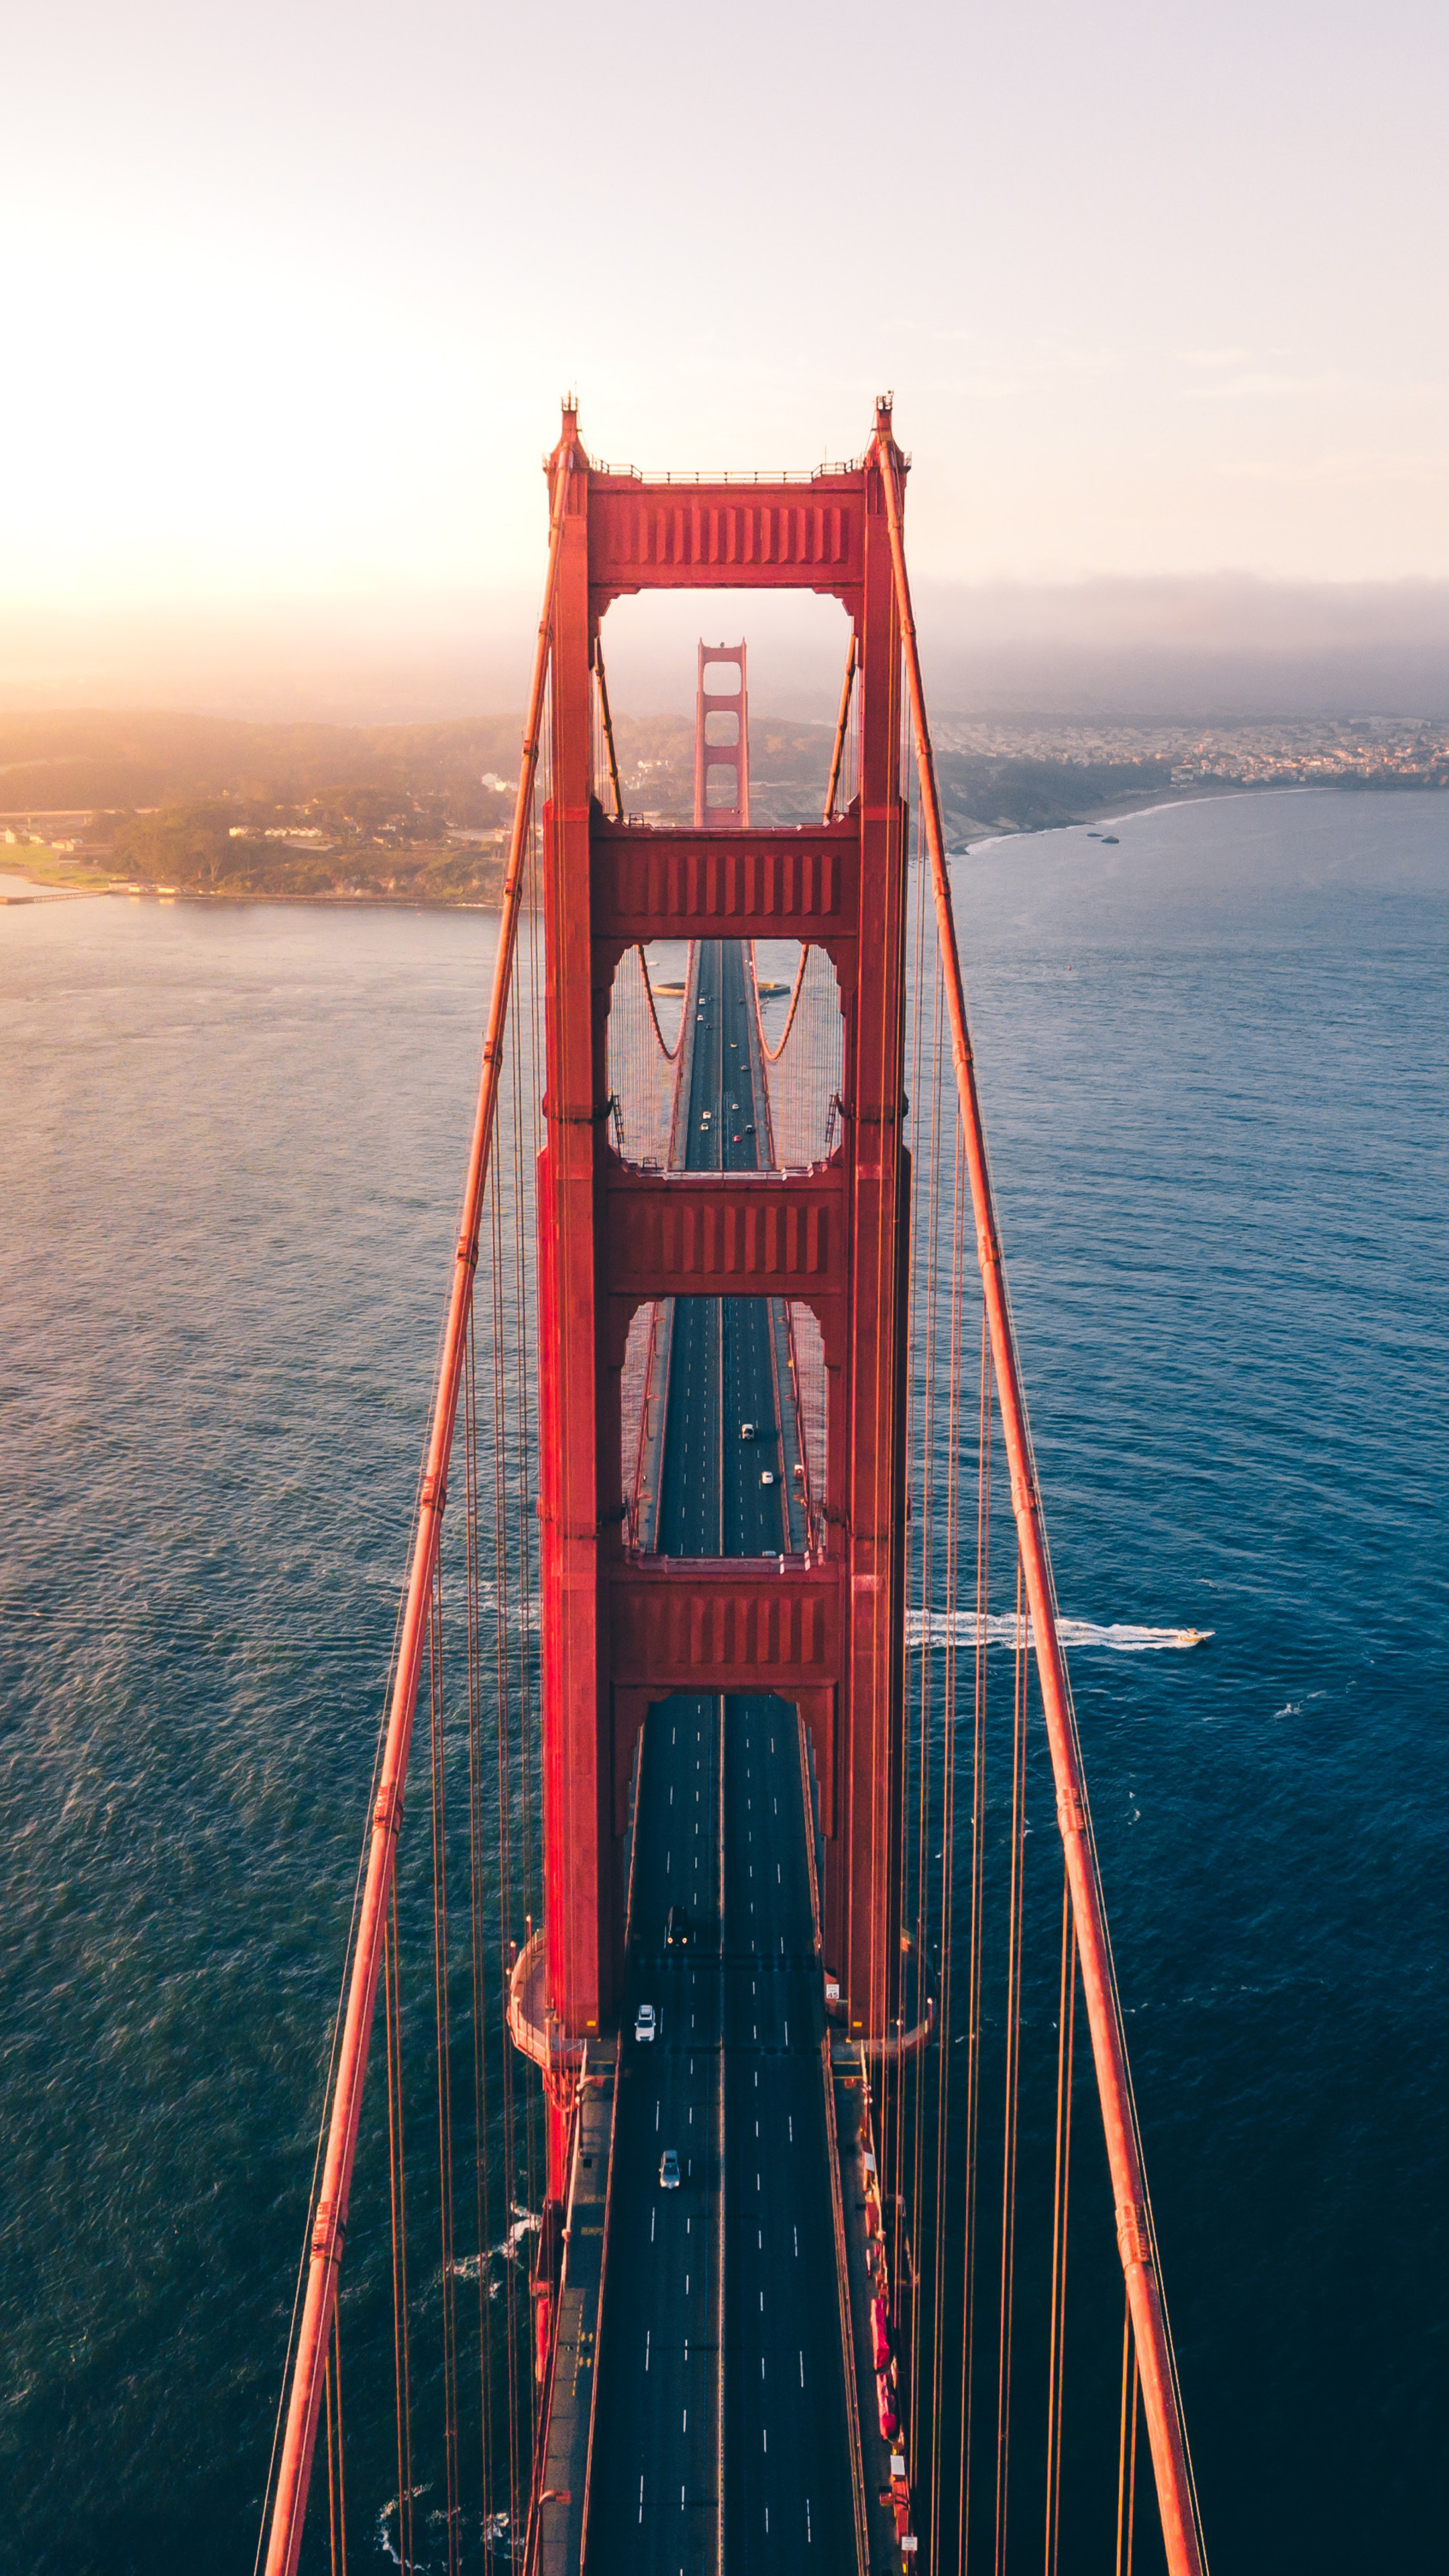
{"left": 1, "top": 790, "right": 1445, "bottom": 2570}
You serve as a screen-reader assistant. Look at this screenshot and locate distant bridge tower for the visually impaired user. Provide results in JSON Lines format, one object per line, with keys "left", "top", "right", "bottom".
{"left": 693, "top": 640, "right": 749, "bottom": 824}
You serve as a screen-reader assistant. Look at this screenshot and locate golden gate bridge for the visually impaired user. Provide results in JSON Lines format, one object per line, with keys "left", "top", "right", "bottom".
{"left": 255, "top": 400, "right": 1209, "bottom": 2576}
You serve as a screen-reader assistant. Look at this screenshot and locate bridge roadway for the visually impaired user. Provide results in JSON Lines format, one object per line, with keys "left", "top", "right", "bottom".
{"left": 584, "top": 943, "right": 855, "bottom": 2573}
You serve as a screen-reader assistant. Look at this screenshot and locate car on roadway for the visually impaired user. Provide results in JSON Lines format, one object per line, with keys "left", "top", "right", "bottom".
{"left": 744, "top": 1122, "right": 755, "bottom": 1135}
{"left": 659, "top": 2149, "right": 680, "bottom": 2190}
{"left": 760, "top": 1468, "right": 777, "bottom": 1487}
{"left": 740, "top": 1421, "right": 757, "bottom": 1440}
{"left": 665, "top": 1904, "right": 690, "bottom": 1950}
{"left": 634, "top": 2002, "right": 657, "bottom": 2043}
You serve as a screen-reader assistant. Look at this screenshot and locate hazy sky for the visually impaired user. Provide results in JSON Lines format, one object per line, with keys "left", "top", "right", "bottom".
{"left": 6, "top": 0, "right": 1448, "bottom": 628}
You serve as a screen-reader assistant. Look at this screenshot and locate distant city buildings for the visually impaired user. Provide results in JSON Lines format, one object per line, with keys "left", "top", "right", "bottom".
{"left": 932, "top": 712, "right": 1449, "bottom": 792}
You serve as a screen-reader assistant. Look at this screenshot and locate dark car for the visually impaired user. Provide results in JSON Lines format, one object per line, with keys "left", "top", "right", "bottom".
{"left": 665, "top": 1904, "right": 691, "bottom": 1950}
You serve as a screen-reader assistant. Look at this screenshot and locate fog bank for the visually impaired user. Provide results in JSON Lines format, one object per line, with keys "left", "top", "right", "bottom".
{"left": 4, "top": 575, "right": 1447, "bottom": 727}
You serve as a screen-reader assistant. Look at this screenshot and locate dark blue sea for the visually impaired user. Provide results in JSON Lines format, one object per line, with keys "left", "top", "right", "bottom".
{"left": 1, "top": 788, "right": 1445, "bottom": 2571}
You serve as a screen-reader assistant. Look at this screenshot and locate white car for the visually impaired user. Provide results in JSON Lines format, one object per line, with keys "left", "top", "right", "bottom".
{"left": 760, "top": 1468, "right": 777, "bottom": 1487}
{"left": 659, "top": 2150, "right": 680, "bottom": 2190}
{"left": 740, "top": 1421, "right": 757, "bottom": 1441}
{"left": 634, "top": 2002, "right": 657, "bottom": 2043}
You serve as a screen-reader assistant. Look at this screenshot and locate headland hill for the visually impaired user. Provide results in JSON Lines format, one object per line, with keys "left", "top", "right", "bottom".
{"left": 3, "top": 704, "right": 1446, "bottom": 905}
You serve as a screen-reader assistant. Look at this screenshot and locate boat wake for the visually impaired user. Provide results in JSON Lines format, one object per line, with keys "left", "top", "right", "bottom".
{"left": 905, "top": 1611, "right": 1212, "bottom": 1653}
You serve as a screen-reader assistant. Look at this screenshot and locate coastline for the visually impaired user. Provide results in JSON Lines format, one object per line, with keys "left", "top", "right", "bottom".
{"left": 6, "top": 774, "right": 1446, "bottom": 909}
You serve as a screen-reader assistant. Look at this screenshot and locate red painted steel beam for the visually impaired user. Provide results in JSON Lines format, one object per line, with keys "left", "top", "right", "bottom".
{"left": 588, "top": 470, "right": 866, "bottom": 609}
{"left": 610, "top": 1557, "right": 843, "bottom": 1689}
{"left": 260, "top": 444, "right": 574, "bottom": 2576}
{"left": 591, "top": 817, "right": 859, "bottom": 947}
{"left": 604, "top": 1165, "right": 846, "bottom": 1316}
{"left": 874, "top": 410, "right": 1208, "bottom": 2576}
{"left": 837, "top": 424, "right": 908, "bottom": 2041}
{"left": 537, "top": 412, "right": 615, "bottom": 2098}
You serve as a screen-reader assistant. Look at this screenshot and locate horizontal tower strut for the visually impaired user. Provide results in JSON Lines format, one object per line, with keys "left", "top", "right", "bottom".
{"left": 592, "top": 818, "right": 859, "bottom": 945}
{"left": 610, "top": 1557, "right": 842, "bottom": 1688}
{"left": 588, "top": 471, "right": 869, "bottom": 611}
{"left": 605, "top": 1164, "right": 845, "bottom": 1334}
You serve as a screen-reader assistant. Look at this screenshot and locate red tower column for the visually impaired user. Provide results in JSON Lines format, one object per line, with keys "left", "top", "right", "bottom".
{"left": 838, "top": 427, "right": 907, "bottom": 2037}
{"left": 537, "top": 409, "right": 614, "bottom": 2190}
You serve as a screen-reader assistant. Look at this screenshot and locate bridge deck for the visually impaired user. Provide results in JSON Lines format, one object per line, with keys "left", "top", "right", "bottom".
{"left": 574, "top": 941, "right": 864, "bottom": 2572}
{"left": 533, "top": 2047, "right": 614, "bottom": 2576}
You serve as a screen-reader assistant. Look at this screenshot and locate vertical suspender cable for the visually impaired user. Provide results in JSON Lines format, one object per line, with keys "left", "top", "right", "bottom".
{"left": 490, "top": 1148, "right": 523, "bottom": 2550}
{"left": 1117, "top": 2295, "right": 1140, "bottom": 2576}
{"left": 1045, "top": 1868, "right": 1077, "bottom": 2576}
{"left": 323, "top": 2346, "right": 337, "bottom": 2576}
{"left": 957, "top": 1305, "right": 991, "bottom": 2571}
{"left": 594, "top": 645, "right": 625, "bottom": 822}
{"left": 873, "top": 426, "right": 1207, "bottom": 2576}
{"left": 464, "top": 1312, "right": 494, "bottom": 2552}
{"left": 260, "top": 447, "right": 573, "bottom": 2576}
{"left": 428, "top": 1566, "right": 461, "bottom": 2574}
{"left": 384, "top": 1880, "right": 414, "bottom": 2575}
{"left": 824, "top": 630, "right": 858, "bottom": 822}
{"left": 927, "top": 1114, "right": 967, "bottom": 2569}
{"left": 994, "top": 1562, "right": 1028, "bottom": 2576}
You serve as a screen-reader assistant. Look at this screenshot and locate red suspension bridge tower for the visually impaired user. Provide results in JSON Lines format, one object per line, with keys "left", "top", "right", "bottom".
{"left": 531, "top": 400, "right": 912, "bottom": 2155}
{"left": 260, "top": 399, "right": 1210, "bottom": 2576}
